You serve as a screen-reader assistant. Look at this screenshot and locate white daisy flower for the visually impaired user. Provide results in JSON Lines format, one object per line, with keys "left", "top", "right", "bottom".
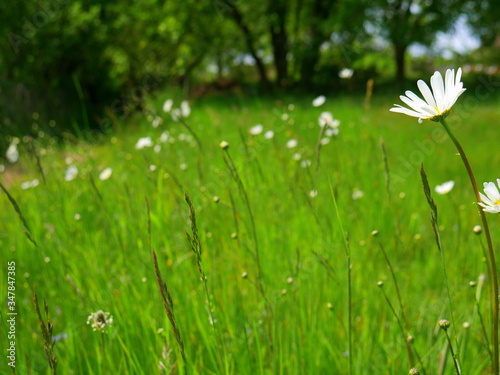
{"left": 319, "top": 112, "right": 341, "bottom": 129}
{"left": 352, "top": 188, "right": 364, "bottom": 200}
{"left": 309, "top": 190, "right": 318, "bottom": 198}
{"left": 435, "top": 180, "right": 455, "bottom": 195}
{"left": 390, "top": 68, "right": 466, "bottom": 123}
{"left": 339, "top": 68, "right": 354, "bottom": 79}
{"left": 312, "top": 95, "right": 326, "bottom": 107}
{"left": 286, "top": 139, "right": 298, "bottom": 148}
{"left": 249, "top": 124, "right": 264, "bottom": 135}
{"left": 318, "top": 112, "right": 333, "bottom": 127}
{"left": 163, "top": 99, "right": 173, "bottom": 113}
{"left": 6, "top": 142, "right": 19, "bottom": 163}
{"left": 65, "top": 166, "right": 78, "bottom": 181}
{"left": 135, "top": 137, "right": 153, "bottom": 150}
{"left": 325, "top": 128, "right": 339, "bottom": 137}
{"left": 181, "top": 100, "right": 191, "bottom": 117}
{"left": 171, "top": 108, "right": 182, "bottom": 122}
{"left": 320, "top": 137, "right": 331, "bottom": 145}
{"left": 264, "top": 130, "right": 274, "bottom": 139}
{"left": 152, "top": 116, "right": 162, "bottom": 128}
{"left": 21, "top": 179, "right": 39, "bottom": 190}
{"left": 160, "top": 131, "right": 170, "bottom": 143}
{"left": 479, "top": 179, "right": 500, "bottom": 213}
{"left": 99, "top": 168, "right": 113, "bottom": 181}
{"left": 300, "top": 160, "right": 311, "bottom": 168}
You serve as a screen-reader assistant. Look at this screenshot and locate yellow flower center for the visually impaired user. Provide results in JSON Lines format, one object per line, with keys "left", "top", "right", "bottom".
{"left": 495, "top": 200, "right": 500, "bottom": 206}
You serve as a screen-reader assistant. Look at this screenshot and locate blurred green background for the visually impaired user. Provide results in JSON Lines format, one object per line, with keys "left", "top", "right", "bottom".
{"left": 0, "top": 0, "right": 499, "bottom": 140}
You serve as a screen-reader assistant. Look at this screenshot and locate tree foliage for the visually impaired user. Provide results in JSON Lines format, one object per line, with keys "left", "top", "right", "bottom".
{"left": 0, "top": 0, "right": 493, "bottom": 136}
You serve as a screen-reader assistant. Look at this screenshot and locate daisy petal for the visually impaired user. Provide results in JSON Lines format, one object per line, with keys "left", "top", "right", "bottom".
{"left": 399, "top": 95, "right": 436, "bottom": 116}
{"left": 389, "top": 106, "right": 425, "bottom": 118}
{"left": 417, "top": 80, "right": 437, "bottom": 108}
{"left": 430, "top": 71, "right": 445, "bottom": 111}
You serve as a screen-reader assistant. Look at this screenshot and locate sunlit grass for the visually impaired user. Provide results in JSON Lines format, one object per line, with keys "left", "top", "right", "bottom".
{"left": 1, "top": 90, "right": 499, "bottom": 374}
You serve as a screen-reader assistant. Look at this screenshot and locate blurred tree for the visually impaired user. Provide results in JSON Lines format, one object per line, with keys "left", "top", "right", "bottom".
{"left": 292, "top": 0, "right": 338, "bottom": 88}
{"left": 227, "top": 1, "right": 271, "bottom": 88}
{"left": 268, "top": 0, "right": 289, "bottom": 87}
{"left": 0, "top": 0, "right": 230, "bottom": 136}
{"left": 365, "top": 0, "right": 463, "bottom": 83}
{"left": 0, "top": 0, "right": 471, "bottom": 142}
{"left": 465, "top": 0, "right": 500, "bottom": 47}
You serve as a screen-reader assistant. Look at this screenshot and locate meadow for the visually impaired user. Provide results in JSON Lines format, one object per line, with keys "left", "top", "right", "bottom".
{"left": 1, "top": 82, "right": 500, "bottom": 374}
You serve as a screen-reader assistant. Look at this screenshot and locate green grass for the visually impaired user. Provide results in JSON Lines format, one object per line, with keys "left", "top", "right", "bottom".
{"left": 1, "top": 90, "right": 500, "bottom": 374}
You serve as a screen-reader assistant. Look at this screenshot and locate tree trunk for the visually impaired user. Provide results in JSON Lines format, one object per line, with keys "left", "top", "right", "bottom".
{"left": 298, "top": 0, "right": 336, "bottom": 88}
{"left": 269, "top": 0, "right": 288, "bottom": 87}
{"left": 394, "top": 42, "right": 407, "bottom": 84}
{"left": 298, "top": 39, "right": 322, "bottom": 89}
{"left": 229, "top": 4, "right": 271, "bottom": 89}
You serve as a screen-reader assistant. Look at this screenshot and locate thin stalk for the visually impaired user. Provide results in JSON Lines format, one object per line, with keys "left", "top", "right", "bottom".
{"left": 474, "top": 289, "right": 493, "bottom": 361}
{"left": 420, "top": 165, "right": 458, "bottom": 341}
{"left": 329, "top": 184, "right": 352, "bottom": 375}
{"left": 147, "top": 200, "right": 187, "bottom": 371}
{"left": 378, "top": 243, "right": 410, "bottom": 334}
{"left": 378, "top": 243, "right": 424, "bottom": 371}
{"left": 222, "top": 148, "right": 268, "bottom": 305}
{"left": 379, "top": 137, "right": 392, "bottom": 202}
{"left": 440, "top": 118, "right": 498, "bottom": 374}
{"left": 444, "top": 328, "right": 462, "bottom": 375}
{"left": 184, "top": 193, "right": 226, "bottom": 370}
{"left": 378, "top": 283, "right": 416, "bottom": 368}
{"left": 0, "top": 181, "right": 38, "bottom": 247}
{"left": 178, "top": 117, "right": 203, "bottom": 152}
{"left": 315, "top": 124, "right": 328, "bottom": 171}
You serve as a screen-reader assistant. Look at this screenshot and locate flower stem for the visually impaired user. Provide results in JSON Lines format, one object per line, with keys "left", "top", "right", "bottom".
{"left": 444, "top": 329, "right": 462, "bottom": 375}
{"left": 440, "top": 118, "right": 499, "bottom": 374}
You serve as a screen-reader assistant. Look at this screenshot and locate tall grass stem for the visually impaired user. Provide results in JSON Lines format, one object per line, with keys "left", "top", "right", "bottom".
{"left": 440, "top": 118, "right": 498, "bottom": 374}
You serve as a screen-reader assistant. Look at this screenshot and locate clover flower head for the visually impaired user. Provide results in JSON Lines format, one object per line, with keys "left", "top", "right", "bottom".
{"left": 87, "top": 310, "right": 113, "bottom": 332}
